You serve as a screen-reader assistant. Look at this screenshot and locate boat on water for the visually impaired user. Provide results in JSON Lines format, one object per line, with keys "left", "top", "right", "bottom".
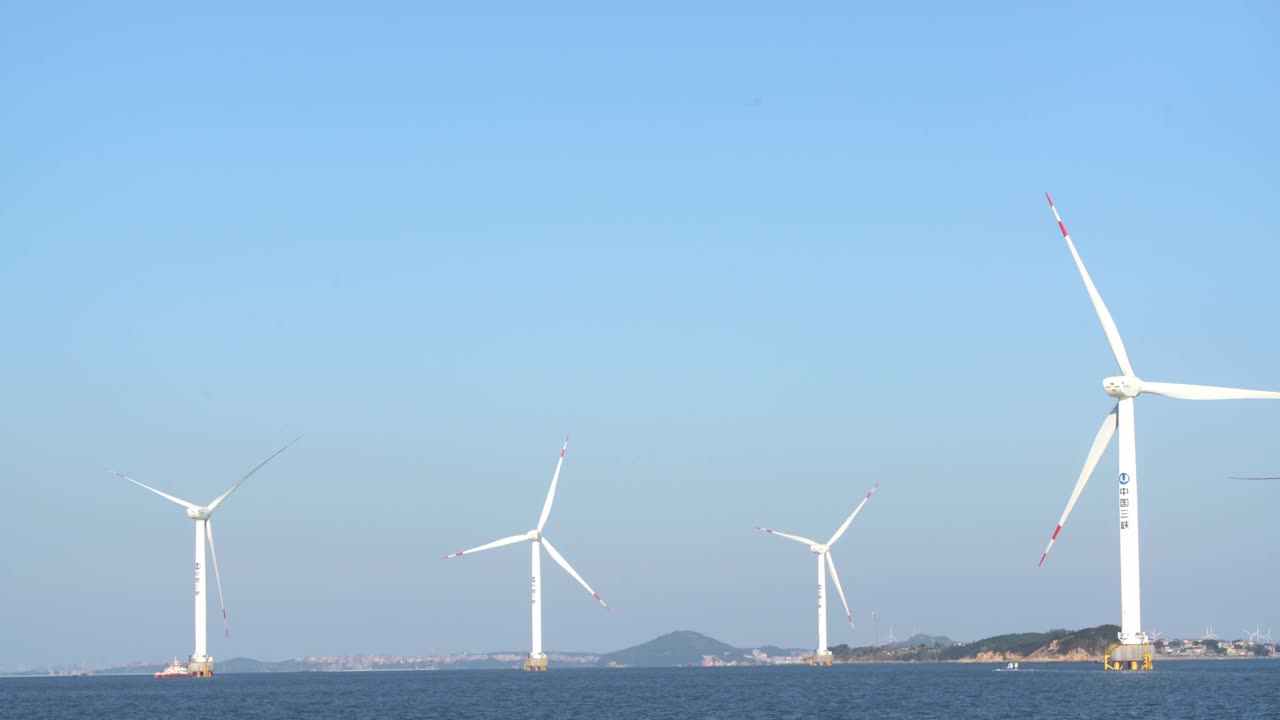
{"left": 155, "top": 658, "right": 195, "bottom": 679}
{"left": 995, "top": 662, "right": 1021, "bottom": 672}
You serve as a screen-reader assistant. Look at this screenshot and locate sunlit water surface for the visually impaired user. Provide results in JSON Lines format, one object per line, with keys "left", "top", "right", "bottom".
{"left": 5, "top": 660, "right": 1279, "bottom": 719}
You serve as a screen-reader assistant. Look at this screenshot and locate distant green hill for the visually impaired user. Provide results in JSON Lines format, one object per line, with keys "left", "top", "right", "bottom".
{"left": 938, "top": 624, "right": 1118, "bottom": 661}
{"left": 217, "top": 657, "right": 325, "bottom": 673}
{"left": 597, "top": 631, "right": 741, "bottom": 667}
{"left": 885, "top": 633, "right": 955, "bottom": 649}
{"left": 832, "top": 624, "right": 1120, "bottom": 663}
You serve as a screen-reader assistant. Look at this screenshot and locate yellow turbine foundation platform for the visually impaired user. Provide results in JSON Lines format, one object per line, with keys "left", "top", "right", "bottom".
{"left": 524, "top": 656, "right": 548, "bottom": 672}
{"left": 187, "top": 659, "right": 215, "bottom": 677}
{"left": 1103, "top": 643, "right": 1153, "bottom": 671}
{"left": 809, "top": 651, "right": 833, "bottom": 667}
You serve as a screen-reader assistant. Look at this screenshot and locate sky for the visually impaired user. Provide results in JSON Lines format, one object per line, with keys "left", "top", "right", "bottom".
{"left": 2, "top": 1, "right": 1279, "bottom": 670}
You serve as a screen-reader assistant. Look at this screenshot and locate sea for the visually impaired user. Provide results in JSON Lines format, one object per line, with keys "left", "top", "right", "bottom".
{"left": 4, "top": 660, "right": 1279, "bottom": 719}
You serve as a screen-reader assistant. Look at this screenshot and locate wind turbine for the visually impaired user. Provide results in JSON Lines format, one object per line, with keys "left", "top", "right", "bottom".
{"left": 1037, "top": 194, "right": 1280, "bottom": 666}
{"left": 112, "top": 439, "right": 297, "bottom": 677}
{"left": 441, "top": 436, "right": 608, "bottom": 671}
{"left": 757, "top": 482, "right": 878, "bottom": 666}
{"left": 1201, "top": 624, "right": 1221, "bottom": 642}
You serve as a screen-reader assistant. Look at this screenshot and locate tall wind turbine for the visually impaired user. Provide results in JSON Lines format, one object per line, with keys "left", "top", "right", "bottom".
{"left": 112, "top": 439, "right": 296, "bottom": 677}
{"left": 1038, "top": 193, "right": 1280, "bottom": 669}
{"left": 757, "top": 482, "right": 878, "bottom": 666}
{"left": 442, "top": 436, "right": 608, "bottom": 671}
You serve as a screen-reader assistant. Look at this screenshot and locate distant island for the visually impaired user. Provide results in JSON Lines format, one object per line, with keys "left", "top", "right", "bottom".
{"left": 12, "top": 625, "right": 1276, "bottom": 676}
{"left": 584, "top": 626, "right": 1275, "bottom": 667}
{"left": 596, "top": 627, "right": 1125, "bottom": 667}
{"left": 833, "top": 625, "right": 1119, "bottom": 664}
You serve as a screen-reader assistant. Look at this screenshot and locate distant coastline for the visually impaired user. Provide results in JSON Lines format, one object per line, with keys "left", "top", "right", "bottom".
{"left": 7, "top": 625, "right": 1276, "bottom": 676}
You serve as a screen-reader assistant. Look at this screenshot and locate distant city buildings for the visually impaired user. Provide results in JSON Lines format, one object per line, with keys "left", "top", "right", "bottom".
{"left": 1159, "top": 639, "right": 1276, "bottom": 658}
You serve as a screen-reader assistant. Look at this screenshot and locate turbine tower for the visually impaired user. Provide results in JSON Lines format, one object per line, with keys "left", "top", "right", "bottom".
{"left": 442, "top": 436, "right": 608, "bottom": 671}
{"left": 757, "top": 482, "right": 878, "bottom": 666}
{"left": 1037, "top": 194, "right": 1280, "bottom": 671}
{"left": 113, "top": 439, "right": 296, "bottom": 677}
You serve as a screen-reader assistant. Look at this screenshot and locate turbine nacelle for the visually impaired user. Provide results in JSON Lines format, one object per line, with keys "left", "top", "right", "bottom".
{"left": 1103, "top": 375, "right": 1142, "bottom": 399}
{"left": 809, "top": 544, "right": 829, "bottom": 555}
{"left": 526, "top": 530, "right": 542, "bottom": 542}
{"left": 186, "top": 506, "right": 211, "bottom": 521}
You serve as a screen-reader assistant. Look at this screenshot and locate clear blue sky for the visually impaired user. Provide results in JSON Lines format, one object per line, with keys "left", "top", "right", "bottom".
{"left": 3, "top": 1, "right": 1279, "bottom": 669}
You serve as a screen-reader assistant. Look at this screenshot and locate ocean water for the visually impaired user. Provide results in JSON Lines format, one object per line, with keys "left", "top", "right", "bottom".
{"left": 4, "top": 660, "right": 1279, "bottom": 719}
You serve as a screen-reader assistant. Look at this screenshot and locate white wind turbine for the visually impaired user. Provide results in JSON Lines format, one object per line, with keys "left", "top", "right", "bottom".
{"left": 112, "top": 439, "right": 296, "bottom": 676}
{"left": 757, "top": 482, "right": 878, "bottom": 666}
{"left": 1038, "top": 194, "right": 1280, "bottom": 654}
{"left": 442, "top": 436, "right": 608, "bottom": 671}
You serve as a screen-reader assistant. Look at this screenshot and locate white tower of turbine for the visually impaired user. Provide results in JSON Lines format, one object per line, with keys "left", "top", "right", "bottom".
{"left": 442, "top": 436, "right": 608, "bottom": 671}
{"left": 1037, "top": 194, "right": 1280, "bottom": 671}
{"left": 113, "top": 439, "right": 296, "bottom": 677}
{"left": 757, "top": 482, "right": 878, "bottom": 666}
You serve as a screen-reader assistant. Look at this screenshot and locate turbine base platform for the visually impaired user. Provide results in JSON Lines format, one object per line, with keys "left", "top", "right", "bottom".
{"left": 1103, "top": 643, "right": 1153, "bottom": 671}
{"left": 187, "top": 659, "right": 214, "bottom": 678}
{"left": 523, "top": 656, "right": 547, "bottom": 672}
{"left": 809, "top": 651, "right": 833, "bottom": 667}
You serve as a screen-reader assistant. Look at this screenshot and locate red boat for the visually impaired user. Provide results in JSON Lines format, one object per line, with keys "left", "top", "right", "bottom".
{"left": 155, "top": 658, "right": 195, "bottom": 678}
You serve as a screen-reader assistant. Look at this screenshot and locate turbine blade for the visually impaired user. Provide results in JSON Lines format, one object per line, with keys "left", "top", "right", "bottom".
{"left": 1229, "top": 476, "right": 1280, "bottom": 481}
{"left": 540, "top": 537, "right": 609, "bottom": 610}
{"left": 1141, "top": 381, "right": 1280, "bottom": 401}
{"left": 536, "top": 436, "right": 569, "bottom": 532}
{"left": 825, "top": 552, "right": 855, "bottom": 633}
{"left": 755, "top": 527, "right": 818, "bottom": 546}
{"left": 827, "top": 482, "right": 880, "bottom": 546}
{"left": 1046, "top": 193, "right": 1135, "bottom": 376}
{"left": 110, "top": 471, "right": 197, "bottom": 509}
{"left": 441, "top": 533, "right": 529, "bottom": 559}
{"left": 207, "top": 437, "right": 300, "bottom": 513}
{"left": 206, "top": 520, "right": 230, "bottom": 639}
{"left": 1039, "top": 404, "right": 1118, "bottom": 566}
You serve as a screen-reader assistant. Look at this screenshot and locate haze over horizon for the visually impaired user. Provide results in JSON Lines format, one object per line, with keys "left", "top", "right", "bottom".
{"left": 3, "top": 2, "right": 1279, "bottom": 671}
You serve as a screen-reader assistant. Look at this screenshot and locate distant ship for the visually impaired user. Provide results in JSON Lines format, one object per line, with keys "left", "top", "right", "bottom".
{"left": 155, "top": 658, "right": 195, "bottom": 679}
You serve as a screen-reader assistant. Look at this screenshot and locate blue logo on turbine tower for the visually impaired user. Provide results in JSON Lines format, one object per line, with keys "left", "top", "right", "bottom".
{"left": 1119, "top": 472, "right": 1130, "bottom": 485}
